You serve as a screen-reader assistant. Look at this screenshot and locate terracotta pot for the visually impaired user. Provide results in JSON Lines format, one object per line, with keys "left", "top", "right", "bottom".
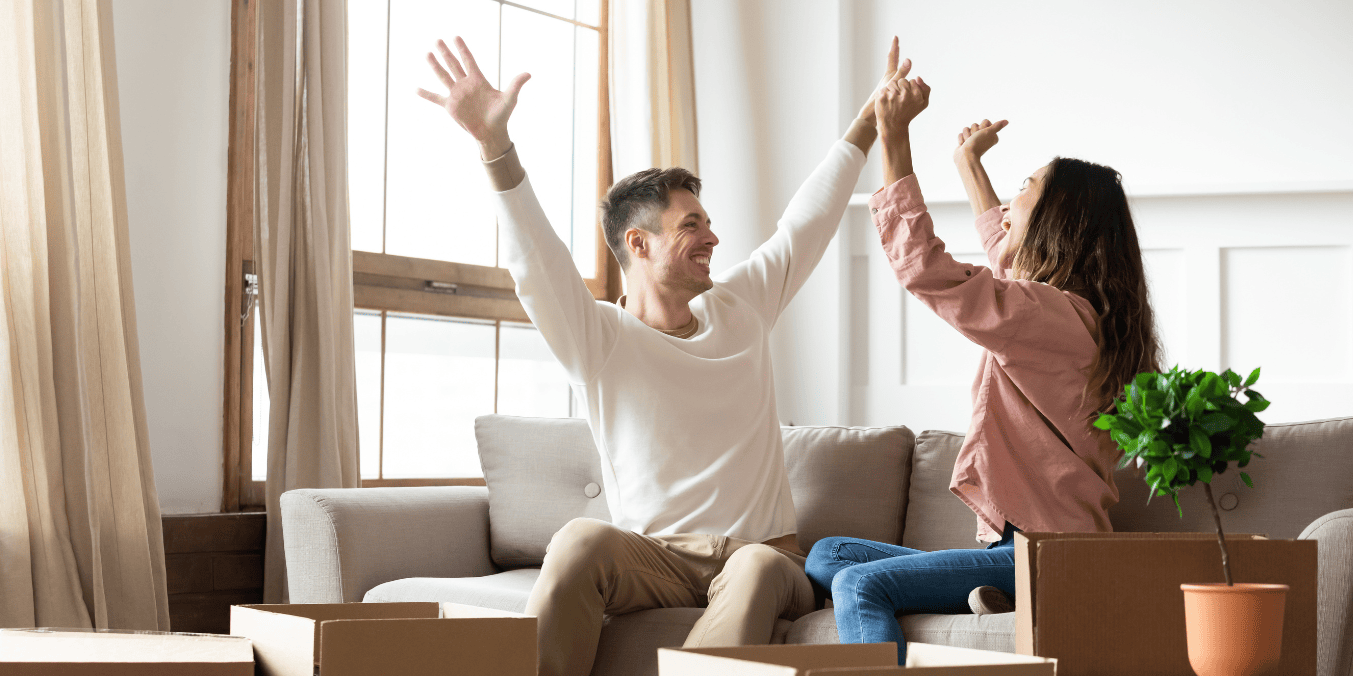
{"left": 1181, "top": 582, "right": 1289, "bottom": 676}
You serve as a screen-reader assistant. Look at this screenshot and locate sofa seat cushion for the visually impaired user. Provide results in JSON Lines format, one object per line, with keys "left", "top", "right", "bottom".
{"left": 785, "top": 608, "right": 1015, "bottom": 653}
{"left": 362, "top": 568, "right": 540, "bottom": 613}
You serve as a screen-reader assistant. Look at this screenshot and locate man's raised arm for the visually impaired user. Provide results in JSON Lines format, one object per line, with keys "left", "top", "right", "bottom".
{"left": 419, "top": 37, "right": 616, "bottom": 383}
{"left": 717, "top": 39, "right": 908, "bottom": 325}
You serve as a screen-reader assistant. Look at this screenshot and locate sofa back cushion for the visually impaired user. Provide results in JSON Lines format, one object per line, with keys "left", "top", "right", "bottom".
{"left": 901, "top": 431, "right": 986, "bottom": 552}
{"left": 782, "top": 425, "right": 914, "bottom": 553}
{"left": 476, "top": 416, "right": 612, "bottom": 568}
{"left": 475, "top": 415, "right": 914, "bottom": 568}
{"left": 1109, "top": 416, "right": 1353, "bottom": 538}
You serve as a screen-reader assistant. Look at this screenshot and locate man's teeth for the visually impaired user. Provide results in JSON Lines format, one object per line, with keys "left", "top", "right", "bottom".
{"left": 693, "top": 256, "right": 709, "bottom": 265}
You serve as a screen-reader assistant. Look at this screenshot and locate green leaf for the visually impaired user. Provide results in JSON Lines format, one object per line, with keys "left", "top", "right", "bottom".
{"left": 1162, "top": 457, "right": 1180, "bottom": 485}
{"left": 1134, "top": 430, "right": 1158, "bottom": 454}
{"left": 1135, "top": 372, "right": 1156, "bottom": 390}
{"left": 1188, "top": 427, "right": 1212, "bottom": 459}
{"left": 1199, "top": 412, "right": 1235, "bottom": 435}
{"left": 1240, "top": 472, "right": 1253, "bottom": 488}
{"left": 1146, "top": 439, "right": 1171, "bottom": 457}
{"left": 1243, "top": 390, "right": 1270, "bottom": 413}
{"left": 1201, "top": 372, "right": 1226, "bottom": 398}
{"left": 1244, "top": 367, "right": 1261, "bottom": 387}
{"left": 1093, "top": 414, "right": 1116, "bottom": 431}
{"left": 1222, "top": 369, "right": 1241, "bottom": 388}
{"left": 1184, "top": 386, "right": 1205, "bottom": 417}
{"left": 1196, "top": 465, "right": 1213, "bottom": 483}
{"left": 1111, "top": 430, "right": 1134, "bottom": 451}
{"left": 1119, "top": 417, "right": 1144, "bottom": 438}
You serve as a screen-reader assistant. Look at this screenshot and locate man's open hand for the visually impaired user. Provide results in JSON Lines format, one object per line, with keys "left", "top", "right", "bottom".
{"left": 857, "top": 37, "right": 909, "bottom": 124}
{"left": 875, "top": 70, "right": 929, "bottom": 138}
{"left": 955, "top": 119, "right": 1008, "bottom": 162}
{"left": 417, "top": 36, "right": 530, "bottom": 159}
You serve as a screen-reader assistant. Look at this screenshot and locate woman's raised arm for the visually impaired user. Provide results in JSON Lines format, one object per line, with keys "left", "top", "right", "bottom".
{"left": 953, "top": 119, "right": 1007, "bottom": 216}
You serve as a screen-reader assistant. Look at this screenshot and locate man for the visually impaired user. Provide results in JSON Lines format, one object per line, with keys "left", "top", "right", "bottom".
{"left": 417, "top": 35, "right": 907, "bottom": 676}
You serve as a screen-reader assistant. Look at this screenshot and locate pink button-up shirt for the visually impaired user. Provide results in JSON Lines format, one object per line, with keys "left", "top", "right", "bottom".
{"left": 869, "top": 175, "right": 1122, "bottom": 542}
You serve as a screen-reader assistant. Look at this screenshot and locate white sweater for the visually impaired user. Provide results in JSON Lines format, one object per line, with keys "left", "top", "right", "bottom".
{"left": 492, "top": 140, "right": 866, "bottom": 542}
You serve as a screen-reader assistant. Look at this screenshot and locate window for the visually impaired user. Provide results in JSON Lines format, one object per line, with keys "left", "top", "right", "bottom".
{"left": 223, "top": 0, "right": 615, "bottom": 509}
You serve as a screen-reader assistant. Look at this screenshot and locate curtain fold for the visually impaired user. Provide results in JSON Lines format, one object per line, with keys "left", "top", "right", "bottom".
{"left": 0, "top": 0, "right": 169, "bottom": 630}
{"left": 254, "top": 0, "right": 360, "bottom": 603}
{"left": 609, "top": 0, "right": 699, "bottom": 178}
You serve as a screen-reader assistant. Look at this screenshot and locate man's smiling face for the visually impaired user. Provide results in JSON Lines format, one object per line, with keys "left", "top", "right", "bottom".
{"left": 648, "top": 188, "right": 718, "bottom": 295}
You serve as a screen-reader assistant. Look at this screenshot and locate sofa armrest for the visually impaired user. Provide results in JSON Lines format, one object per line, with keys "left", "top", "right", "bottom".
{"left": 281, "top": 486, "right": 497, "bottom": 603}
{"left": 1299, "top": 508, "right": 1353, "bottom": 676}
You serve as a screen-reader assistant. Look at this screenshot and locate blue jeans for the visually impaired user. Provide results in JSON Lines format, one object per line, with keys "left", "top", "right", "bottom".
{"left": 804, "top": 524, "right": 1019, "bottom": 664}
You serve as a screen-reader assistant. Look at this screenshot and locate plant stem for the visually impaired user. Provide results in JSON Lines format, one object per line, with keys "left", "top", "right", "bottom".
{"left": 1203, "top": 482, "right": 1233, "bottom": 586}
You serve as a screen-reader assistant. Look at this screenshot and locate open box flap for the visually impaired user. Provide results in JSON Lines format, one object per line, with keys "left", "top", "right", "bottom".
{"left": 230, "top": 606, "right": 318, "bottom": 676}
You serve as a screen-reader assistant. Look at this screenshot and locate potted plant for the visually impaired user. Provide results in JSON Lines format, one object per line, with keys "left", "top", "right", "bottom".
{"left": 1094, "top": 366, "right": 1288, "bottom": 676}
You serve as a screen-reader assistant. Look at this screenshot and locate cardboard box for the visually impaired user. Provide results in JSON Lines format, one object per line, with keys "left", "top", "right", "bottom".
{"left": 1015, "top": 532, "right": 1317, "bottom": 676}
{"left": 229, "top": 602, "right": 535, "bottom": 676}
{"left": 0, "top": 628, "right": 253, "bottom": 675}
{"left": 659, "top": 642, "right": 1056, "bottom": 675}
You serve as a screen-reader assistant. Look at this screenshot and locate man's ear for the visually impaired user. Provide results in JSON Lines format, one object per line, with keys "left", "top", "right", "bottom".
{"left": 625, "top": 228, "right": 647, "bottom": 261}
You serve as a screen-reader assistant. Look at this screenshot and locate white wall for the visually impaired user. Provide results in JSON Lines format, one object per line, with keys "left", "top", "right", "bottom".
{"left": 691, "top": 0, "right": 1353, "bottom": 431}
{"left": 113, "top": 0, "right": 231, "bottom": 514}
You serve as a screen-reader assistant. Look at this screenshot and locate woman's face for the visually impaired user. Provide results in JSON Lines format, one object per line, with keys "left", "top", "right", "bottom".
{"left": 999, "top": 163, "right": 1050, "bottom": 272}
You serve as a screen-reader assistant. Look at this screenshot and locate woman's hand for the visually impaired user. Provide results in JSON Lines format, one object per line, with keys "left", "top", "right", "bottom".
{"left": 953, "top": 119, "right": 1007, "bottom": 216}
{"left": 417, "top": 36, "right": 531, "bottom": 160}
{"left": 876, "top": 67, "right": 928, "bottom": 186}
{"left": 856, "top": 37, "right": 909, "bottom": 124}
{"left": 875, "top": 74, "right": 930, "bottom": 140}
{"left": 954, "top": 119, "right": 1008, "bottom": 162}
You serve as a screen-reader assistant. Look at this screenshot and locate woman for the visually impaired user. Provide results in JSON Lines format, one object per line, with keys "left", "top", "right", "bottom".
{"left": 804, "top": 69, "right": 1160, "bottom": 662}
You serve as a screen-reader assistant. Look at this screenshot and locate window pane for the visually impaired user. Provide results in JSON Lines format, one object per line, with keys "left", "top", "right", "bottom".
{"left": 497, "top": 321, "right": 571, "bottom": 418}
{"left": 384, "top": 0, "right": 500, "bottom": 266}
{"left": 571, "top": 25, "right": 599, "bottom": 278}
{"left": 348, "top": 0, "right": 388, "bottom": 253}
{"left": 382, "top": 313, "right": 495, "bottom": 478}
{"left": 354, "top": 310, "right": 383, "bottom": 479}
{"left": 251, "top": 316, "right": 268, "bottom": 482}
{"left": 500, "top": 5, "right": 576, "bottom": 268}
{"left": 511, "top": 0, "right": 575, "bottom": 20}
{"left": 576, "top": 0, "right": 600, "bottom": 27}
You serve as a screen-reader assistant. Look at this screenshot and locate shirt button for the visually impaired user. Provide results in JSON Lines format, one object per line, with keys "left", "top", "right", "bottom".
{"left": 871, "top": 208, "right": 878, "bottom": 214}
{"left": 584, "top": 482, "right": 601, "bottom": 499}
{"left": 965, "top": 270, "right": 972, "bottom": 277}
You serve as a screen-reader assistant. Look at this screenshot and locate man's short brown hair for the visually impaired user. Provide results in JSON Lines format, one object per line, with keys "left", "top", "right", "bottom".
{"left": 600, "top": 168, "right": 702, "bottom": 270}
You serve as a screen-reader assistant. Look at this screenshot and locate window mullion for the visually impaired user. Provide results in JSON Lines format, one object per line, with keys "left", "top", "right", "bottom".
{"left": 378, "top": 310, "right": 387, "bottom": 480}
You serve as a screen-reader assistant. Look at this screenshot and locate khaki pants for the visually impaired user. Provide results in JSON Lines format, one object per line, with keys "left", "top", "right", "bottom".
{"left": 524, "top": 518, "right": 817, "bottom": 676}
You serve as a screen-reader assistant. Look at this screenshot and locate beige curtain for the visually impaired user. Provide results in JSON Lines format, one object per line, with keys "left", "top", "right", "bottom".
{"left": 609, "top": 0, "right": 699, "bottom": 177}
{"left": 0, "top": 0, "right": 169, "bottom": 630}
{"left": 254, "top": 0, "right": 360, "bottom": 603}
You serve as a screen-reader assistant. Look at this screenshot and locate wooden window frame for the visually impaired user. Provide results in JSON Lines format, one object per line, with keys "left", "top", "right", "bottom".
{"left": 222, "top": 0, "right": 617, "bottom": 511}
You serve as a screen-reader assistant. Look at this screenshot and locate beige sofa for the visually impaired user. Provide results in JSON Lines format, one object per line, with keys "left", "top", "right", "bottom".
{"left": 282, "top": 415, "right": 1353, "bottom": 676}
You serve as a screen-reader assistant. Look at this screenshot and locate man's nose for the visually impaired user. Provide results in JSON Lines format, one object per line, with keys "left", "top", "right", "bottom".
{"left": 1000, "top": 204, "right": 1010, "bottom": 213}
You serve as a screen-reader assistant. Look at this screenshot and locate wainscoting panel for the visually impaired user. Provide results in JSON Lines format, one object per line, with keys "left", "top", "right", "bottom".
{"left": 1222, "top": 245, "right": 1352, "bottom": 383}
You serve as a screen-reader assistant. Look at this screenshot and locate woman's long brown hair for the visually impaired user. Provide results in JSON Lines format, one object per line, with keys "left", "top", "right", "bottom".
{"left": 1011, "top": 157, "right": 1162, "bottom": 412}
